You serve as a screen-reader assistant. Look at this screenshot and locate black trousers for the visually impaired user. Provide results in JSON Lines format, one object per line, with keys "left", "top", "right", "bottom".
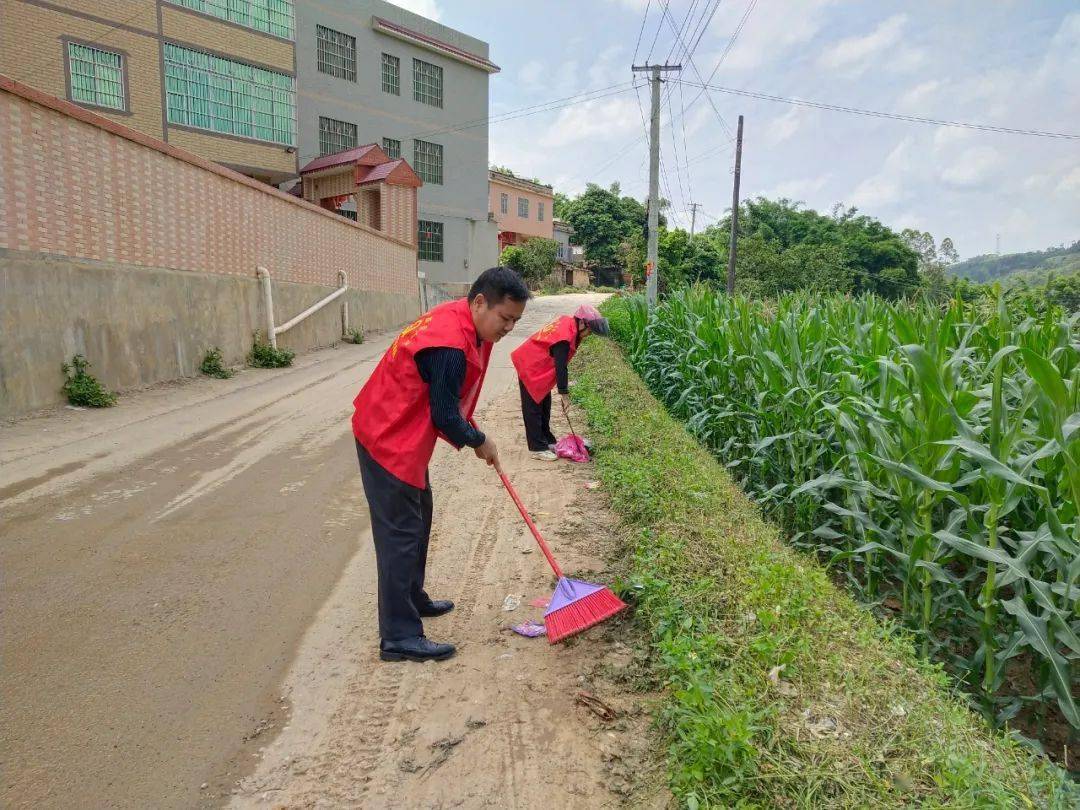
{"left": 519, "top": 380, "right": 557, "bottom": 451}
{"left": 355, "top": 440, "right": 433, "bottom": 641}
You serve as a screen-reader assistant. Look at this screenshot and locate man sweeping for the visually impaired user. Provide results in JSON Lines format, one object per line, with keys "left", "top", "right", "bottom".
{"left": 510, "top": 304, "right": 609, "bottom": 460}
{"left": 352, "top": 266, "right": 530, "bottom": 663}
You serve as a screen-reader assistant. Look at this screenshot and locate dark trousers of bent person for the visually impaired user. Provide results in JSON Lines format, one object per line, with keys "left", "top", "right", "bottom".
{"left": 519, "top": 380, "right": 557, "bottom": 451}
{"left": 355, "top": 440, "right": 433, "bottom": 640}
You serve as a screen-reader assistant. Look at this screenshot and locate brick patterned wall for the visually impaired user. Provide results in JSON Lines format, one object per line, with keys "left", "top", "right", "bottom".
{"left": 383, "top": 184, "right": 417, "bottom": 247}
{"left": 0, "top": 78, "right": 418, "bottom": 295}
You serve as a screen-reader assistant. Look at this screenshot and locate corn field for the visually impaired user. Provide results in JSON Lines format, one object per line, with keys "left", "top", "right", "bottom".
{"left": 611, "top": 288, "right": 1079, "bottom": 753}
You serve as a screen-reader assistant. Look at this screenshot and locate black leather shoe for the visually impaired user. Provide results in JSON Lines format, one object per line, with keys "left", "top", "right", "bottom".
{"left": 418, "top": 599, "right": 455, "bottom": 618}
{"left": 380, "top": 636, "right": 456, "bottom": 662}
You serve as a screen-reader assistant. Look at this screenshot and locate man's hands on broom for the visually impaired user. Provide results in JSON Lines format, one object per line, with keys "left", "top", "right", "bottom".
{"left": 559, "top": 393, "right": 571, "bottom": 415}
{"left": 474, "top": 435, "right": 501, "bottom": 472}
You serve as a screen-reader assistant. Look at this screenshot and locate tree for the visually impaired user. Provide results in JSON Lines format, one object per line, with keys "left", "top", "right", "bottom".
{"left": 711, "top": 197, "right": 918, "bottom": 298}
{"left": 499, "top": 238, "right": 558, "bottom": 286}
{"left": 560, "top": 183, "right": 661, "bottom": 266}
{"left": 552, "top": 192, "right": 571, "bottom": 220}
{"left": 939, "top": 237, "right": 959, "bottom": 265}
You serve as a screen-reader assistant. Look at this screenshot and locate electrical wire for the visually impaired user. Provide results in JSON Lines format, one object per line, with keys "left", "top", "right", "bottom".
{"left": 674, "top": 79, "right": 1080, "bottom": 140}
{"left": 631, "top": 0, "right": 654, "bottom": 66}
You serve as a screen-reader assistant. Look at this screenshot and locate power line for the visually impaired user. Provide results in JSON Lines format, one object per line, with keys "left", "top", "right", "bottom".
{"left": 295, "top": 82, "right": 637, "bottom": 163}
{"left": 631, "top": 0, "right": 654, "bottom": 65}
{"left": 674, "top": 79, "right": 1080, "bottom": 139}
{"left": 644, "top": 0, "right": 668, "bottom": 62}
{"left": 678, "top": 77, "right": 694, "bottom": 203}
{"left": 666, "top": 87, "right": 689, "bottom": 212}
{"left": 659, "top": 0, "right": 734, "bottom": 139}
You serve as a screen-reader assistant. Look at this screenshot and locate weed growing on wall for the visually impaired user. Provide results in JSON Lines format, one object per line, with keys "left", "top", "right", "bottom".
{"left": 199, "top": 347, "right": 234, "bottom": 379}
{"left": 343, "top": 328, "right": 364, "bottom": 345}
{"left": 248, "top": 331, "right": 295, "bottom": 368}
{"left": 61, "top": 355, "right": 117, "bottom": 407}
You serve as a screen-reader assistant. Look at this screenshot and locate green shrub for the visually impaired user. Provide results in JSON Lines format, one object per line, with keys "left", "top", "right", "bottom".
{"left": 247, "top": 330, "right": 295, "bottom": 368}
{"left": 199, "top": 347, "right": 233, "bottom": 379}
{"left": 61, "top": 354, "right": 117, "bottom": 407}
{"left": 572, "top": 338, "right": 1076, "bottom": 808}
{"left": 343, "top": 327, "right": 364, "bottom": 344}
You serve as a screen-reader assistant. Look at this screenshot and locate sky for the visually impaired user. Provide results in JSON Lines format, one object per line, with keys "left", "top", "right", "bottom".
{"left": 392, "top": 0, "right": 1079, "bottom": 259}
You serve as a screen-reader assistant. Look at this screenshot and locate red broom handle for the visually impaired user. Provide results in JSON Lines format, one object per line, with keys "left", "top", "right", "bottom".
{"left": 468, "top": 418, "right": 564, "bottom": 578}
{"left": 495, "top": 468, "right": 564, "bottom": 579}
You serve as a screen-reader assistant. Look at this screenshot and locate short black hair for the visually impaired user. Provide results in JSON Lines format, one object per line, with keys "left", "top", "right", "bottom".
{"left": 467, "top": 266, "right": 530, "bottom": 305}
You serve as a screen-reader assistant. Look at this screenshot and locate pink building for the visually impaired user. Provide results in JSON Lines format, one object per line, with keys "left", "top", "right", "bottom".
{"left": 489, "top": 170, "right": 554, "bottom": 253}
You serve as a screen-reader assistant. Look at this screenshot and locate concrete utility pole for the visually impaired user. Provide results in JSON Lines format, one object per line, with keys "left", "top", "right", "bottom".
{"left": 632, "top": 63, "right": 680, "bottom": 308}
{"left": 688, "top": 202, "right": 700, "bottom": 242}
{"left": 726, "top": 114, "right": 744, "bottom": 295}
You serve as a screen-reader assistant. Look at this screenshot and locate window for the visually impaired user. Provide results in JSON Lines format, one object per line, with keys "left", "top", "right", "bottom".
{"left": 381, "top": 53, "right": 400, "bottom": 95}
{"left": 319, "top": 116, "right": 357, "bottom": 155}
{"left": 412, "top": 58, "right": 442, "bottom": 108}
{"left": 316, "top": 25, "right": 355, "bottom": 81}
{"left": 538, "top": 201, "right": 545, "bottom": 222}
{"left": 167, "top": 0, "right": 294, "bottom": 39}
{"left": 500, "top": 193, "right": 508, "bottom": 215}
{"left": 418, "top": 220, "right": 443, "bottom": 262}
{"left": 382, "top": 137, "right": 401, "bottom": 159}
{"left": 164, "top": 44, "right": 296, "bottom": 146}
{"left": 67, "top": 43, "right": 125, "bottom": 111}
{"left": 518, "top": 197, "right": 529, "bottom": 218}
{"left": 413, "top": 139, "right": 443, "bottom": 185}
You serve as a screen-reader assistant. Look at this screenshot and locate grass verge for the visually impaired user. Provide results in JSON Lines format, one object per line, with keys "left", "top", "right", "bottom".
{"left": 572, "top": 338, "right": 1076, "bottom": 809}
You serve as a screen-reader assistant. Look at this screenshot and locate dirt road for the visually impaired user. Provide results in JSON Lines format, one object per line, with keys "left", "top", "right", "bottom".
{"left": 1, "top": 293, "right": 652, "bottom": 809}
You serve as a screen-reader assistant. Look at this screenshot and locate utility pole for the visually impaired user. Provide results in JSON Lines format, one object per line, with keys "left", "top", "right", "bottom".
{"left": 726, "top": 114, "right": 744, "bottom": 295}
{"left": 688, "top": 202, "right": 700, "bottom": 242}
{"left": 632, "top": 63, "right": 680, "bottom": 308}
{"left": 996, "top": 233, "right": 1001, "bottom": 255}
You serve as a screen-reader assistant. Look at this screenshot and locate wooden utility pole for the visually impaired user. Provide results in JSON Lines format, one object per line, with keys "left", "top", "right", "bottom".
{"left": 688, "top": 202, "right": 700, "bottom": 242}
{"left": 726, "top": 114, "right": 744, "bottom": 295}
{"left": 632, "top": 63, "right": 681, "bottom": 308}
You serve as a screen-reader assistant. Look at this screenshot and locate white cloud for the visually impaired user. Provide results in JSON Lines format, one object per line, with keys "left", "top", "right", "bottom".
{"left": 519, "top": 59, "right": 544, "bottom": 90}
{"left": 386, "top": 0, "right": 441, "bottom": 21}
{"left": 1057, "top": 166, "right": 1080, "bottom": 195}
{"left": 587, "top": 45, "right": 626, "bottom": 88}
{"left": 767, "top": 173, "right": 831, "bottom": 201}
{"left": 704, "top": 0, "right": 839, "bottom": 73}
{"left": 539, "top": 96, "right": 642, "bottom": 148}
{"left": 818, "top": 14, "right": 907, "bottom": 73}
{"left": 940, "top": 146, "right": 1001, "bottom": 189}
{"left": 765, "top": 107, "right": 809, "bottom": 146}
{"left": 848, "top": 137, "right": 916, "bottom": 210}
{"left": 897, "top": 79, "right": 940, "bottom": 111}
{"left": 932, "top": 126, "right": 973, "bottom": 151}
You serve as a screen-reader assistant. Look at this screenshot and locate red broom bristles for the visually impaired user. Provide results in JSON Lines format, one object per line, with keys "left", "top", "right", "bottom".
{"left": 544, "top": 587, "right": 627, "bottom": 644}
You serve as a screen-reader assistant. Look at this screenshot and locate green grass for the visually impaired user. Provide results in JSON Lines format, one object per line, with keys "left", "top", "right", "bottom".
{"left": 571, "top": 338, "right": 1076, "bottom": 808}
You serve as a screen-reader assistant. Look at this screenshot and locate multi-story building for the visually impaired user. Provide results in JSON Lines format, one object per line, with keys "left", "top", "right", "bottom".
{"left": 295, "top": 2, "right": 500, "bottom": 285}
{"left": 0, "top": 0, "right": 299, "bottom": 185}
{"left": 489, "top": 170, "right": 553, "bottom": 253}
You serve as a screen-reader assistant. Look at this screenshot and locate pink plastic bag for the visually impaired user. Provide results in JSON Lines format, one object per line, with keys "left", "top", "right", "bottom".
{"left": 554, "top": 433, "right": 590, "bottom": 463}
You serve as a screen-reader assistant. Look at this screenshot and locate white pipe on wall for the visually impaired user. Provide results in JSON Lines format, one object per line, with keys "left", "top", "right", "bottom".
{"left": 274, "top": 279, "right": 348, "bottom": 337}
{"left": 256, "top": 266, "right": 277, "bottom": 349}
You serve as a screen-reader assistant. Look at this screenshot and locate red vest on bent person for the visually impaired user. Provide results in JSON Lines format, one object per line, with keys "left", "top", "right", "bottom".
{"left": 511, "top": 315, "right": 579, "bottom": 404}
{"left": 352, "top": 299, "right": 492, "bottom": 489}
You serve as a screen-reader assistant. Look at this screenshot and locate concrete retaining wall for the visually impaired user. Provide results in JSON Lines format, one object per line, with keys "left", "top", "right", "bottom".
{"left": 0, "top": 250, "right": 419, "bottom": 415}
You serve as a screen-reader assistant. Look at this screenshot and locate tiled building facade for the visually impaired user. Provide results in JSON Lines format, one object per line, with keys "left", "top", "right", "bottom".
{"left": 0, "top": 0, "right": 299, "bottom": 184}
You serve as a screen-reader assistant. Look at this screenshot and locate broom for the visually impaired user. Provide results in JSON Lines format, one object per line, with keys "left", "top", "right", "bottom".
{"left": 494, "top": 463, "right": 626, "bottom": 643}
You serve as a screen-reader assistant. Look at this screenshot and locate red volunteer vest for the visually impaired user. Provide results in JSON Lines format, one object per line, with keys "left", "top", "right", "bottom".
{"left": 352, "top": 299, "right": 492, "bottom": 488}
{"left": 511, "top": 315, "right": 579, "bottom": 404}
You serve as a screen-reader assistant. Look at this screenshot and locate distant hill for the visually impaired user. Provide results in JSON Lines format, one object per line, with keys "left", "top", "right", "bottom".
{"left": 950, "top": 241, "right": 1080, "bottom": 283}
